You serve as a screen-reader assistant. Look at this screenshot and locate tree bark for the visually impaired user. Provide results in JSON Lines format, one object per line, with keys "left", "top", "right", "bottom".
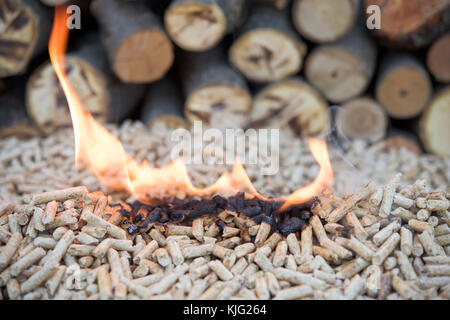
{"left": 26, "top": 35, "right": 145, "bottom": 135}
{"left": 255, "top": 0, "right": 289, "bottom": 10}
{"left": 375, "top": 52, "right": 432, "bottom": 120}
{"left": 364, "top": 0, "right": 450, "bottom": 50}
{"left": 229, "top": 5, "right": 307, "bottom": 83}
{"left": 420, "top": 86, "right": 450, "bottom": 156}
{"left": 0, "top": 75, "right": 38, "bottom": 138}
{"left": 336, "top": 96, "right": 388, "bottom": 143}
{"left": 292, "top": 0, "right": 359, "bottom": 43}
{"left": 249, "top": 77, "right": 329, "bottom": 138}
{"left": 427, "top": 33, "right": 450, "bottom": 83}
{"left": 141, "top": 76, "right": 188, "bottom": 130}
{"left": 180, "top": 48, "right": 252, "bottom": 129}
{"left": 0, "top": 0, "right": 52, "bottom": 77}
{"left": 39, "top": 0, "right": 72, "bottom": 6}
{"left": 305, "top": 14, "right": 377, "bottom": 103}
{"left": 90, "top": 0, "right": 174, "bottom": 83}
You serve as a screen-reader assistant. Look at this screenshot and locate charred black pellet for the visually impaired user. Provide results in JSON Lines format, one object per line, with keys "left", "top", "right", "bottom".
{"left": 131, "top": 200, "right": 149, "bottom": 211}
{"left": 188, "top": 204, "right": 216, "bottom": 219}
{"left": 172, "top": 198, "right": 186, "bottom": 206}
{"left": 279, "top": 217, "right": 304, "bottom": 235}
{"left": 212, "top": 195, "right": 227, "bottom": 208}
{"left": 133, "top": 214, "right": 143, "bottom": 224}
{"left": 320, "top": 217, "right": 327, "bottom": 225}
{"left": 245, "top": 198, "right": 260, "bottom": 207}
{"left": 299, "top": 211, "right": 311, "bottom": 220}
{"left": 159, "top": 212, "right": 169, "bottom": 223}
{"left": 119, "top": 208, "right": 131, "bottom": 218}
{"left": 148, "top": 208, "right": 162, "bottom": 220}
{"left": 170, "top": 210, "right": 186, "bottom": 223}
{"left": 261, "top": 214, "right": 273, "bottom": 226}
{"left": 140, "top": 212, "right": 160, "bottom": 228}
{"left": 128, "top": 224, "right": 139, "bottom": 235}
{"left": 215, "top": 221, "right": 225, "bottom": 232}
{"left": 229, "top": 192, "right": 245, "bottom": 211}
{"left": 181, "top": 198, "right": 202, "bottom": 210}
{"left": 252, "top": 214, "right": 265, "bottom": 224}
{"left": 262, "top": 201, "right": 272, "bottom": 216}
{"left": 243, "top": 206, "right": 261, "bottom": 217}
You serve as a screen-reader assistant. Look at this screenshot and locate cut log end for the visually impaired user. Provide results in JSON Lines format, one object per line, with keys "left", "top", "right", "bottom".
{"left": 185, "top": 85, "right": 252, "bottom": 129}
{"left": 292, "top": 0, "right": 357, "bottom": 43}
{"left": 229, "top": 29, "right": 304, "bottom": 83}
{"left": 427, "top": 33, "right": 450, "bottom": 83}
{"left": 376, "top": 66, "right": 432, "bottom": 119}
{"left": 148, "top": 116, "right": 189, "bottom": 131}
{"left": 113, "top": 29, "right": 173, "bottom": 83}
{"left": 26, "top": 58, "right": 108, "bottom": 135}
{"left": 0, "top": 0, "right": 39, "bottom": 77}
{"left": 364, "top": 0, "right": 450, "bottom": 49}
{"left": 305, "top": 47, "right": 369, "bottom": 103}
{"left": 250, "top": 79, "right": 329, "bottom": 138}
{"left": 420, "top": 87, "right": 450, "bottom": 156}
{"left": 384, "top": 135, "right": 422, "bottom": 156}
{"left": 164, "top": 1, "right": 226, "bottom": 52}
{"left": 336, "top": 97, "right": 387, "bottom": 143}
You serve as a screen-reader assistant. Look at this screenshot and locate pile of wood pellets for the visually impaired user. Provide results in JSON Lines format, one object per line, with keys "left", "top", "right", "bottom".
{"left": 0, "top": 173, "right": 449, "bottom": 300}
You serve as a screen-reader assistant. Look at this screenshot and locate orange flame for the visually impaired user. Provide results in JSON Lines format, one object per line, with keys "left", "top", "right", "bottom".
{"left": 49, "top": 7, "right": 333, "bottom": 210}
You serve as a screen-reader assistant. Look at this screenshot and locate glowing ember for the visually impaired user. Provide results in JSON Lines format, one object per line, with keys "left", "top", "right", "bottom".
{"left": 49, "top": 7, "right": 333, "bottom": 209}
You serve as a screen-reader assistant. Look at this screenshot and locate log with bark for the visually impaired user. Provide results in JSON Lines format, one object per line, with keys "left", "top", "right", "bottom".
{"left": 180, "top": 48, "right": 252, "bottom": 129}
{"left": 90, "top": 0, "right": 174, "bottom": 83}
{"left": 229, "top": 5, "right": 307, "bottom": 83}
{"left": 141, "top": 76, "right": 188, "bottom": 130}
{"left": 255, "top": 0, "right": 289, "bottom": 10}
{"left": 420, "top": 86, "right": 450, "bottom": 156}
{"left": 39, "top": 0, "right": 71, "bottom": 6}
{"left": 375, "top": 52, "right": 432, "bottom": 120}
{"left": 164, "top": 0, "right": 248, "bottom": 52}
{"left": 304, "top": 14, "right": 377, "bottom": 103}
{"left": 364, "top": 0, "right": 450, "bottom": 50}
{"left": 292, "top": 0, "right": 359, "bottom": 43}
{"left": 0, "top": 75, "right": 39, "bottom": 138}
{"left": 249, "top": 77, "right": 329, "bottom": 138}
{"left": 427, "top": 33, "right": 450, "bottom": 83}
{"left": 335, "top": 96, "right": 387, "bottom": 143}
{"left": 26, "top": 35, "right": 145, "bottom": 135}
{"left": 0, "top": 0, "right": 52, "bottom": 78}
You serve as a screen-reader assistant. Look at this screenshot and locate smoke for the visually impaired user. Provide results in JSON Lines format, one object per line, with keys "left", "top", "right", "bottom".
{"left": 326, "top": 105, "right": 372, "bottom": 194}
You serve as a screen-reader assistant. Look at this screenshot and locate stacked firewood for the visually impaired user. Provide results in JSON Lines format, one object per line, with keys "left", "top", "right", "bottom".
{"left": 0, "top": 0, "right": 449, "bottom": 156}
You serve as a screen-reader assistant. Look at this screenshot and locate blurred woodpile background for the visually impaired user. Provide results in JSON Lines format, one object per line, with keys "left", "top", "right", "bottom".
{"left": 0, "top": 0, "right": 449, "bottom": 157}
